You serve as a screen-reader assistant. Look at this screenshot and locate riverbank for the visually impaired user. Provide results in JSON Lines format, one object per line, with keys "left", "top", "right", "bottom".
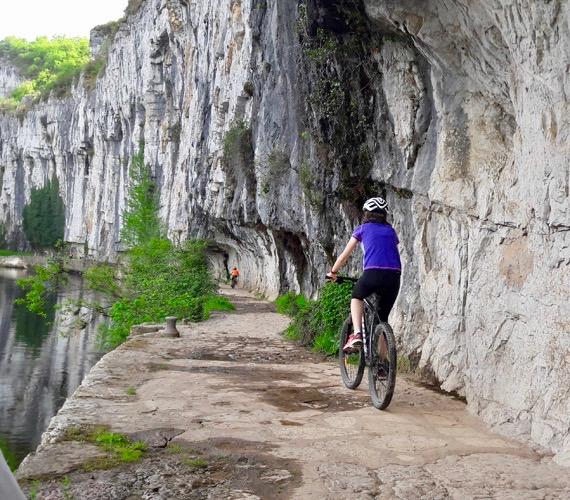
{"left": 16, "top": 287, "right": 570, "bottom": 498}
{"left": 0, "top": 255, "right": 38, "bottom": 270}
{"left": 0, "top": 254, "right": 100, "bottom": 273}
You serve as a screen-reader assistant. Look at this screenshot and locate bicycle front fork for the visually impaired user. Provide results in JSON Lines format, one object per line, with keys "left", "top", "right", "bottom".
{"left": 362, "top": 316, "right": 369, "bottom": 359}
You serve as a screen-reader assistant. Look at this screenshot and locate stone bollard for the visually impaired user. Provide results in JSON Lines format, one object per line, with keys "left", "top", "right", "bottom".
{"left": 163, "top": 316, "right": 180, "bottom": 338}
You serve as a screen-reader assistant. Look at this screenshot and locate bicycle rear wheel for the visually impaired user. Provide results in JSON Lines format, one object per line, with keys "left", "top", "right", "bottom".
{"left": 339, "top": 316, "right": 365, "bottom": 390}
{"left": 368, "top": 322, "right": 397, "bottom": 410}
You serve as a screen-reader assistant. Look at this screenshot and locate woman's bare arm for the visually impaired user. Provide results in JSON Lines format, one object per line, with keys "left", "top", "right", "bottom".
{"left": 329, "top": 237, "right": 359, "bottom": 275}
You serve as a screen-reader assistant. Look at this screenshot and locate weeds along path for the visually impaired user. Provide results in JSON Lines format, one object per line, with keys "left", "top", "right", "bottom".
{"left": 17, "top": 286, "right": 570, "bottom": 499}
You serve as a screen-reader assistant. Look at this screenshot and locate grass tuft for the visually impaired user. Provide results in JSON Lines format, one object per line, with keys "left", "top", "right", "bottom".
{"left": 397, "top": 355, "right": 414, "bottom": 374}
{"left": 166, "top": 443, "right": 184, "bottom": 454}
{"left": 0, "top": 249, "right": 31, "bottom": 257}
{"left": 182, "top": 457, "right": 208, "bottom": 468}
{"left": 62, "top": 426, "right": 147, "bottom": 470}
{"left": 62, "top": 424, "right": 109, "bottom": 443}
{"left": 202, "top": 295, "right": 234, "bottom": 320}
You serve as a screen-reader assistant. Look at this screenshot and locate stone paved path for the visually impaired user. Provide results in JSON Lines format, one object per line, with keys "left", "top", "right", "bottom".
{"left": 17, "top": 287, "right": 570, "bottom": 499}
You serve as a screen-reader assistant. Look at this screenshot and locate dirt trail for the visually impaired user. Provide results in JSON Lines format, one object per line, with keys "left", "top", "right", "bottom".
{"left": 18, "top": 287, "right": 570, "bottom": 499}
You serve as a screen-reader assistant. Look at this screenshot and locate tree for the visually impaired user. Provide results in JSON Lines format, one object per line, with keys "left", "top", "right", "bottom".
{"left": 120, "top": 147, "right": 163, "bottom": 247}
{"left": 22, "top": 178, "right": 65, "bottom": 249}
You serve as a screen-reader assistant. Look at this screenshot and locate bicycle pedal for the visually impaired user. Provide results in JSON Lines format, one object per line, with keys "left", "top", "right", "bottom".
{"left": 343, "top": 346, "right": 361, "bottom": 354}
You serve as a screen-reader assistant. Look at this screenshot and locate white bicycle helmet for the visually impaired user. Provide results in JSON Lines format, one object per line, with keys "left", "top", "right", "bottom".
{"left": 363, "top": 197, "right": 389, "bottom": 213}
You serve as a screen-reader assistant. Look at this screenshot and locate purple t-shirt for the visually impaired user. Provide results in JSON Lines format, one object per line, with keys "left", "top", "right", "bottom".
{"left": 352, "top": 223, "right": 401, "bottom": 271}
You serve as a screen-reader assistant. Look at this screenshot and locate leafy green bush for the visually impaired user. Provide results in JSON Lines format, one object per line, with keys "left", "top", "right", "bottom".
{"left": 14, "top": 293, "right": 56, "bottom": 354}
{"left": 285, "top": 281, "right": 353, "bottom": 355}
{"left": 222, "top": 120, "right": 254, "bottom": 180}
{"left": 95, "top": 432, "right": 147, "bottom": 462}
{"left": 99, "top": 239, "right": 216, "bottom": 349}
{"left": 63, "top": 429, "right": 148, "bottom": 467}
{"left": 275, "top": 292, "right": 310, "bottom": 317}
{"left": 243, "top": 81, "right": 254, "bottom": 97}
{"left": 0, "top": 36, "right": 90, "bottom": 105}
{"left": 22, "top": 178, "right": 65, "bottom": 249}
{"left": 84, "top": 264, "right": 121, "bottom": 298}
{"left": 16, "top": 260, "right": 67, "bottom": 317}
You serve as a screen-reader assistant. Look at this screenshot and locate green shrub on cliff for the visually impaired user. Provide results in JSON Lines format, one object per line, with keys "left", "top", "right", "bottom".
{"left": 222, "top": 120, "right": 255, "bottom": 181}
{"left": 0, "top": 36, "right": 90, "bottom": 105}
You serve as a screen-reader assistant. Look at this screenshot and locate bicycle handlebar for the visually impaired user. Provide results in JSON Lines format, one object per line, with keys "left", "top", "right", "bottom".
{"left": 325, "top": 275, "right": 358, "bottom": 284}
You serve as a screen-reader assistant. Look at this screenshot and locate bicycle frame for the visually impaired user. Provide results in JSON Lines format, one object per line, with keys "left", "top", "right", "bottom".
{"left": 362, "top": 295, "right": 380, "bottom": 364}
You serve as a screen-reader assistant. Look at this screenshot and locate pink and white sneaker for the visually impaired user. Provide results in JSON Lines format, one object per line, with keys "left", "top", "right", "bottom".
{"left": 343, "top": 333, "right": 363, "bottom": 352}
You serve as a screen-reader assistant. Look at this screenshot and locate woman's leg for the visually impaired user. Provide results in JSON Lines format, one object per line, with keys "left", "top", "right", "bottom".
{"left": 351, "top": 298, "right": 364, "bottom": 333}
{"left": 376, "top": 271, "right": 401, "bottom": 322}
{"left": 349, "top": 270, "right": 375, "bottom": 342}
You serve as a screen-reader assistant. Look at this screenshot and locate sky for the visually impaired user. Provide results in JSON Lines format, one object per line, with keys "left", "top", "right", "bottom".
{"left": 0, "top": 0, "right": 128, "bottom": 40}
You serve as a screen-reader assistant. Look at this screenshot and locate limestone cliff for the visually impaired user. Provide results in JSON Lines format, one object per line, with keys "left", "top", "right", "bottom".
{"left": 0, "top": 0, "right": 568, "bottom": 462}
{"left": 0, "top": 59, "right": 22, "bottom": 99}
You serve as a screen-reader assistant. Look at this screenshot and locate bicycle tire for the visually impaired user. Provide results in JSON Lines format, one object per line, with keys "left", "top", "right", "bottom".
{"left": 368, "top": 322, "right": 397, "bottom": 410}
{"left": 339, "top": 316, "right": 365, "bottom": 390}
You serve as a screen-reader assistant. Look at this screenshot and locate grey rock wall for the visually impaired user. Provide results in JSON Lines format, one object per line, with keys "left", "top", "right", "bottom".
{"left": 0, "top": 0, "right": 568, "bottom": 462}
{"left": 0, "top": 60, "right": 22, "bottom": 99}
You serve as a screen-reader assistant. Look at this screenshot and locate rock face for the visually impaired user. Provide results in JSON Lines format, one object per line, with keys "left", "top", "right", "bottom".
{"left": 0, "top": 0, "right": 568, "bottom": 460}
{"left": 0, "top": 59, "right": 22, "bottom": 99}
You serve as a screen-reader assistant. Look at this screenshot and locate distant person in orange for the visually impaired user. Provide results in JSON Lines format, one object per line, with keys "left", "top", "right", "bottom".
{"left": 230, "top": 266, "right": 240, "bottom": 288}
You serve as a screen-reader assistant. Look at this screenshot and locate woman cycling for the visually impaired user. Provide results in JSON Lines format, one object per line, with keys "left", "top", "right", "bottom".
{"left": 327, "top": 197, "right": 401, "bottom": 352}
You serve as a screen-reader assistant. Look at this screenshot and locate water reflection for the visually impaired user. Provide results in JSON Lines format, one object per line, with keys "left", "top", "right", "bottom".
{"left": 14, "top": 295, "right": 56, "bottom": 355}
{"left": 0, "top": 268, "right": 105, "bottom": 468}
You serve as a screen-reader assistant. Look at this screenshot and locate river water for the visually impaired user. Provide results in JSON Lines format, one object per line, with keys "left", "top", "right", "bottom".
{"left": 0, "top": 268, "right": 105, "bottom": 469}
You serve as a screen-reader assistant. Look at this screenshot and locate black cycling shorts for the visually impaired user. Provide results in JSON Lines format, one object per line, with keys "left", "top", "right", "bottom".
{"left": 352, "top": 269, "right": 401, "bottom": 322}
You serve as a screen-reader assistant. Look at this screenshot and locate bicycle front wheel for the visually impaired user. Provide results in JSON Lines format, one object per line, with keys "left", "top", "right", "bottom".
{"left": 368, "top": 322, "right": 397, "bottom": 410}
{"left": 339, "top": 316, "right": 365, "bottom": 390}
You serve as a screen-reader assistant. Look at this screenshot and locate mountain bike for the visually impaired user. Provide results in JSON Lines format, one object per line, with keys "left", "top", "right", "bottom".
{"left": 331, "top": 276, "right": 397, "bottom": 410}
